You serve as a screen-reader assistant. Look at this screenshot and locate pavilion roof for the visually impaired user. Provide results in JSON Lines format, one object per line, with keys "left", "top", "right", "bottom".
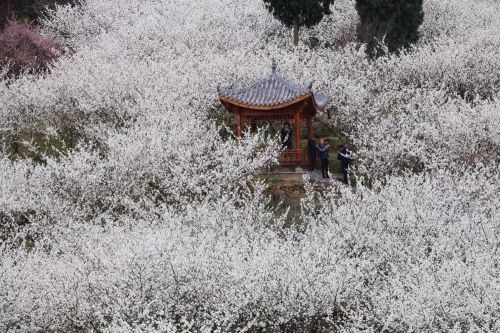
{"left": 218, "top": 63, "right": 329, "bottom": 109}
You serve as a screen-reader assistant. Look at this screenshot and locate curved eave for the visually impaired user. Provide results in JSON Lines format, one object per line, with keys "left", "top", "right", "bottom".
{"left": 219, "top": 93, "right": 313, "bottom": 111}
{"left": 312, "top": 92, "right": 329, "bottom": 112}
{"left": 312, "top": 99, "right": 327, "bottom": 112}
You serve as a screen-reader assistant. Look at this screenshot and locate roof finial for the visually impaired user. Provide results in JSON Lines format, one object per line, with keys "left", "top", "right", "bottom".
{"left": 271, "top": 58, "right": 277, "bottom": 73}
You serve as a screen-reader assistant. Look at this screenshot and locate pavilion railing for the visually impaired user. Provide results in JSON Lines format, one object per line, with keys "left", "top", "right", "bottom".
{"left": 279, "top": 149, "right": 309, "bottom": 166}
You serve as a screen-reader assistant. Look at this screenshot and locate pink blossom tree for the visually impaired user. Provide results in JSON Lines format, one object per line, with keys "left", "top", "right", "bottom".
{"left": 0, "top": 20, "right": 60, "bottom": 76}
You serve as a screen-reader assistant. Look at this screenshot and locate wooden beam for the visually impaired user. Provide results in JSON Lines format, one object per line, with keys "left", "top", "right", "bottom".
{"left": 219, "top": 94, "right": 312, "bottom": 111}
{"left": 241, "top": 112, "right": 296, "bottom": 118}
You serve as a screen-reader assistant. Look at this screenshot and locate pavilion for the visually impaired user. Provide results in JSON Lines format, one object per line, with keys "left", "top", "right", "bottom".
{"left": 218, "top": 61, "right": 329, "bottom": 167}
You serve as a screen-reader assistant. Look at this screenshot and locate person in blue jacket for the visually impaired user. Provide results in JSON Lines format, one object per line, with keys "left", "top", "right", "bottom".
{"left": 317, "top": 138, "right": 330, "bottom": 179}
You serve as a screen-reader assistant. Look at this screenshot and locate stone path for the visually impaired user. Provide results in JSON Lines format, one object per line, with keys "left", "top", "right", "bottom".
{"left": 258, "top": 166, "right": 344, "bottom": 186}
{"left": 308, "top": 169, "right": 344, "bottom": 185}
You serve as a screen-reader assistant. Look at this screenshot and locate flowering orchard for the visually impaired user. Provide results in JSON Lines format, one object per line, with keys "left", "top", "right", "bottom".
{"left": 0, "top": 0, "right": 499, "bottom": 332}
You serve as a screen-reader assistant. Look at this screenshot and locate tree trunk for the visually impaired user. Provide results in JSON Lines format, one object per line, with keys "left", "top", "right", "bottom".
{"left": 293, "top": 17, "right": 299, "bottom": 46}
{"left": 0, "top": 0, "right": 11, "bottom": 27}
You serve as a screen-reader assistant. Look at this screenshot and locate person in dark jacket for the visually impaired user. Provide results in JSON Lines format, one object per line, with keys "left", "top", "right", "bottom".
{"left": 337, "top": 145, "right": 353, "bottom": 184}
{"left": 280, "top": 121, "right": 292, "bottom": 149}
{"left": 317, "top": 138, "right": 330, "bottom": 179}
{"left": 307, "top": 135, "right": 319, "bottom": 171}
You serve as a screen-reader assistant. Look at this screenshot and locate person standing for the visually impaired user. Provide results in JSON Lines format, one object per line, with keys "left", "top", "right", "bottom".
{"left": 307, "top": 135, "right": 319, "bottom": 171}
{"left": 337, "top": 145, "right": 353, "bottom": 184}
{"left": 317, "top": 138, "right": 330, "bottom": 179}
{"left": 280, "top": 121, "right": 293, "bottom": 149}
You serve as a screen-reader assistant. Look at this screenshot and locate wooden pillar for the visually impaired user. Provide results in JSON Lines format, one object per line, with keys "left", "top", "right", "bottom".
{"left": 236, "top": 112, "right": 243, "bottom": 138}
{"left": 306, "top": 116, "right": 313, "bottom": 140}
{"left": 295, "top": 112, "right": 301, "bottom": 149}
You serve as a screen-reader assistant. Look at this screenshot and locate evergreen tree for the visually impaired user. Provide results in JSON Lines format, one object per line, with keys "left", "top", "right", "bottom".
{"left": 356, "top": 0, "right": 424, "bottom": 57}
{"left": 263, "top": 0, "right": 334, "bottom": 46}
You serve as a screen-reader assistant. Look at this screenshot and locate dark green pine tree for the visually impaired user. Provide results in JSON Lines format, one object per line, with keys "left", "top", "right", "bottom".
{"left": 263, "top": 0, "right": 334, "bottom": 46}
{"left": 355, "top": 0, "right": 424, "bottom": 57}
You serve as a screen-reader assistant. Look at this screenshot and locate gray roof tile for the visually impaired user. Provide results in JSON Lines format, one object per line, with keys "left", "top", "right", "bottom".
{"left": 219, "top": 70, "right": 329, "bottom": 109}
